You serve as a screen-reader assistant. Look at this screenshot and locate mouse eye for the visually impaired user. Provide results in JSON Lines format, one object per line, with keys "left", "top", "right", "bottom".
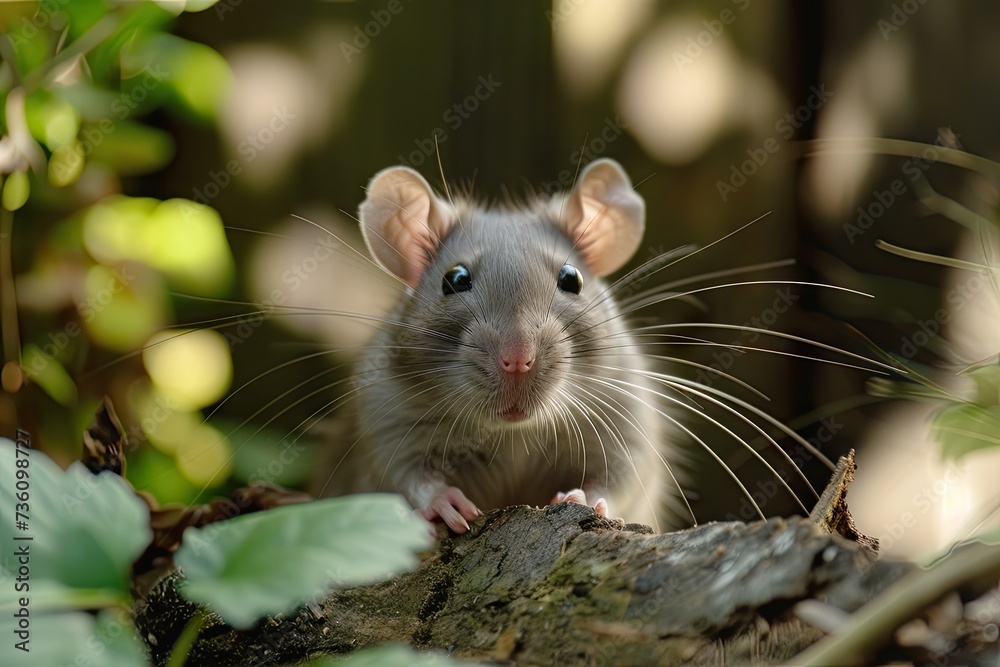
{"left": 442, "top": 264, "right": 472, "bottom": 295}
{"left": 557, "top": 264, "right": 582, "bottom": 294}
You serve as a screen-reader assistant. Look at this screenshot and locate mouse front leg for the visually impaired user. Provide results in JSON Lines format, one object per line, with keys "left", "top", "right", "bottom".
{"left": 402, "top": 471, "right": 481, "bottom": 534}
{"left": 418, "top": 490, "right": 480, "bottom": 532}
{"left": 359, "top": 415, "right": 483, "bottom": 534}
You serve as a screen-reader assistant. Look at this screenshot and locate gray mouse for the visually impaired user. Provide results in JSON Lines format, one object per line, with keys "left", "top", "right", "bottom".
{"left": 323, "top": 159, "right": 674, "bottom": 533}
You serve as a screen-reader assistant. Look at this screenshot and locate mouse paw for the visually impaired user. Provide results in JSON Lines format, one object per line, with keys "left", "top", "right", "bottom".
{"left": 416, "top": 486, "right": 481, "bottom": 534}
{"left": 551, "top": 488, "right": 608, "bottom": 517}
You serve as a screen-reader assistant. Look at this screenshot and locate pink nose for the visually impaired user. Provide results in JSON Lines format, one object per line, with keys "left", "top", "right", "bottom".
{"left": 500, "top": 346, "right": 534, "bottom": 374}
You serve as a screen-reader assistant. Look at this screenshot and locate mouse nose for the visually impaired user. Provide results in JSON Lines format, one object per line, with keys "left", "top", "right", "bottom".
{"left": 500, "top": 356, "right": 534, "bottom": 373}
{"left": 499, "top": 342, "right": 535, "bottom": 374}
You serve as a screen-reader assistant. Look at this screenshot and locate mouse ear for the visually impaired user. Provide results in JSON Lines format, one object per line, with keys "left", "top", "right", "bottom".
{"left": 559, "top": 158, "right": 645, "bottom": 277}
{"left": 359, "top": 166, "right": 455, "bottom": 288}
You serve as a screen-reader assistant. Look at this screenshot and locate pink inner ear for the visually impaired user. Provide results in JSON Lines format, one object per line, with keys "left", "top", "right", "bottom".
{"left": 559, "top": 158, "right": 644, "bottom": 277}
{"left": 574, "top": 195, "right": 629, "bottom": 277}
{"left": 361, "top": 165, "right": 457, "bottom": 288}
{"left": 392, "top": 194, "right": 436, "bottom": 288}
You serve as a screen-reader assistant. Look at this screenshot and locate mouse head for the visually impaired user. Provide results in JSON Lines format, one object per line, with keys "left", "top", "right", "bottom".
{"left": 359, "top": 159, "right": 644, "bottom": 287}
{"left": 358, "top": 159, "right": 646, "bottom": 429}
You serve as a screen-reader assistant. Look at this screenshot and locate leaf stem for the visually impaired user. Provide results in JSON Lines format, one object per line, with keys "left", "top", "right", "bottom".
{"left": 795, "top": 541, "right": 1000, "bottom": 666}
{"left": 166, "top": 609, "right": 209, "bottom": 667}
{"left": 21, "top": 12, "right": 124, "bottom": 91}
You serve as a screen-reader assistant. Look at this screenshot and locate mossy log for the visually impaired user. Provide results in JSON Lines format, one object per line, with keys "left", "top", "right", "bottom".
{"left": 137, "top": 501, "right": 916, "bottom": 666}
{"left": 71, "top": 400, "right": 983, "bottom": 667}
{"left": 130, "top": 452, "right": 942, "bottom": 666}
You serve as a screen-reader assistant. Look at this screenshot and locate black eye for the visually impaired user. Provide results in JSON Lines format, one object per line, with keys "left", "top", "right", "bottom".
{"left": 557, "top": 264, "right": 582, "bottom": 294}
{"left": 443, "top": 264, "right": 472, "bottom": 295}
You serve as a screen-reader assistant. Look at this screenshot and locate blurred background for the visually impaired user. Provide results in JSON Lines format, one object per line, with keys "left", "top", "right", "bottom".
{"left": 1, "top": 0, "right": 997, "bottom": 558}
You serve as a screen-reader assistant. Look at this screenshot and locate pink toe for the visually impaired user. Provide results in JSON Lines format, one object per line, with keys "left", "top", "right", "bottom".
{"left": 437, "top": 502, "right": 469, "bottom": 533}
{"left": 445, "top": 488, "right": 481, "bottom": 520}
{"left": 551, "top": 489, "right": 611, "bottom": 518}
{"left": 422, "top": 486, "right": 478, "bottom": 534}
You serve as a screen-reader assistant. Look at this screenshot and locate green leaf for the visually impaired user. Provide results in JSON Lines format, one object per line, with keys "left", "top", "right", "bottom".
{"left": 182, "top": 0, "right": 223, "bottom": 11}
{"left": 152, "top": 0, "right": 223, "bottom": 13}
{"left": 980, "top": 526, "right": 1000, "bottom": 545}
{"left": 0, "top": 610, "right": 148, "bottom": 667}
{"left": 147, "top": 199, "right": 235, "bottom": 292}
{"left": 166, "top": 38, "right": 232, "bottom": 119}
{"left": 2, "top": 171, "right": 30, "bottom": 211}
{"left": 87, "top": 120, "right": 175, "bottom": 175}
{"left": 80, "top": 263, "right": 169, "bottom": 352}
{"left": 81, "top": 196, "right": 235, "bottom": 294}
{"left": 0, "top": 441, "right": 151, "bottom": 597}
{"left": 62, "top": 0, "right": 115, "bottom": 42}
{"left": 122, "top": 33, "right": 231, "bottom": 121}
{"left": 226, "top": 422, "right": 319, "bottom": 488}
{"left": 968, "top": 364, "right": 1000, "bottom": 408}
{"left": 20, "top": 344, "right": 79, "bottom": 407}
{"left": 87, "top": 4, "right": 175, "bottom": 82}
{"left": 865, "top": 377, "right": 953, "bottom": 403}
{"left": 44, "top": 103, "right": 82, "bottom": 150}
{"left": 311, "top": 644, "right": 473, "bottom": 667}
{"left": 4, "top": 9, "right": 52, "bottom": 75}
{"left": 48, "top": 140, "right": 86, "bottom": 187}
{"left": 932, "top": 403, "right": 1000, "bottom": 459}
{"left": 127, "top": 447, "right": 204, "bottom": 505}
{"left": 876, "top": 240, "right": 993, "bottom": 273}
{"left": 175, "top": 494, "right": 432, "bottom": 629}
{"left": 0, "top": 579, "right": 123, "bottom": 614}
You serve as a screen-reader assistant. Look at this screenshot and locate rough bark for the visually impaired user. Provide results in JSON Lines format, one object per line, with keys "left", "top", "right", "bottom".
{"left": 95, "top": 414, "right": 994, "bottom": 667}
{"left": 137, "top": 502, "right": 919, "bottom": 666}
{"left": 133, "top": 453, "right": 925, "bottom": 666}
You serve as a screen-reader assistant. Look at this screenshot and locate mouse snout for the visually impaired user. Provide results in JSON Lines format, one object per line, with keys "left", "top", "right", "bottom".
{"left": 498, "top": 339, "right": 535, "bottom": 374}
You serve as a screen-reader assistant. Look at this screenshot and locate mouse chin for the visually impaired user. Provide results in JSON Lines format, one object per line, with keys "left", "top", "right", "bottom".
{"left": 499, "top": 405, "right": 529, "bottom": 423}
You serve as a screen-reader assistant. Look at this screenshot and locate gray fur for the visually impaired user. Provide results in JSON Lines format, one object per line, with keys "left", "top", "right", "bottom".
{"left": 325, "top": 160, "right": 673, "bottom": 531}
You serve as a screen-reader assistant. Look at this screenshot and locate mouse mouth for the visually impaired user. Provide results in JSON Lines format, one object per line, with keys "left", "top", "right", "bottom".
{"left": 499, "top": 405, "right": 529, "bottom": 422}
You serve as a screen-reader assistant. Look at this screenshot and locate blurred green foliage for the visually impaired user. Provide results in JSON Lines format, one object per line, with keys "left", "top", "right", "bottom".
{"left": 312, "top": 645, "right": 471, "bottom": 667}
{"left": 864, "top": 175, "right": 1000, "bottom": 464}
{"left": 0, "top": 0, "right": 241, "bottom": 503}
{"left": 0, "top": 441, "right": 434, "bottom": 666}
{"left": 0, "top": 441, "right": 150, "bottom": 666}
{"left": 174, "top": 494, "right": 431, "bottom": 629}
{"left": 0, "top": 0, "right": 995, "bottom": 508}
